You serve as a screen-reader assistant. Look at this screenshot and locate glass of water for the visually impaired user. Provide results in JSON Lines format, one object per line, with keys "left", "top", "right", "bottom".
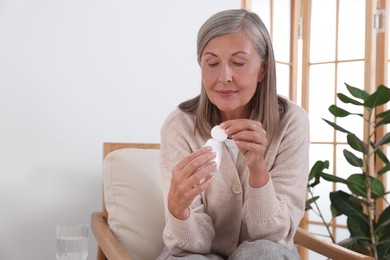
{"left": 56, "top": 224, "right": 89, "bottom": 260}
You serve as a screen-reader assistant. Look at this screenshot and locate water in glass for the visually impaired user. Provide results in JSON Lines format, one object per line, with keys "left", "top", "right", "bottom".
{"left": 56, "top": 224, "right": 89, "bottom": 260}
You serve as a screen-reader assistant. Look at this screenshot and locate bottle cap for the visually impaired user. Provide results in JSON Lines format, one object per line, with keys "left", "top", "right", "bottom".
{"left": 211, "top": 125, "right": 227, "bottom": 142}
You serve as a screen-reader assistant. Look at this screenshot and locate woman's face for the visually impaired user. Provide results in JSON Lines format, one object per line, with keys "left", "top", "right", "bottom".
{"left": 200, "top": 31, "right": 266, "bottom": 121}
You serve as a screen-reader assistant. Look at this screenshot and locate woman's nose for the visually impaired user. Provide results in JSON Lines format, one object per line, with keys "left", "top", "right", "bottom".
{"left": 218, "top": 65, "right": 232, "bottom": 85}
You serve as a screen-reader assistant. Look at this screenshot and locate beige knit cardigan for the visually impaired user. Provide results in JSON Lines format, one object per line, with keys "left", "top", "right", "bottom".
{"left": 159, "top": 99, "right": 310, "bottom": 258}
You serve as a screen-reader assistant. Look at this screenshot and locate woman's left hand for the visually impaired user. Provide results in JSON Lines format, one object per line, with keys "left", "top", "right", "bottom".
{"left": 220, "top": 119, "right": 269, "bottom": 187}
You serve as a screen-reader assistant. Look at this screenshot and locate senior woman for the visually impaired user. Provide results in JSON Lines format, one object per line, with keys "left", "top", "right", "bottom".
{"left": 157, "top": 9, "right": 309, "bottom": 260}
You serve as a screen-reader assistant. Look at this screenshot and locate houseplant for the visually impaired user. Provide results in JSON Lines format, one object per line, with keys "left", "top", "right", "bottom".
{"left": 306, "top": 83, "right": 390, "bottom": 259}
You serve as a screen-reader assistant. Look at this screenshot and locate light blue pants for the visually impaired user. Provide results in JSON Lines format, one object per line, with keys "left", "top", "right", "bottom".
{"left": 157, "top": 240, "right": 301, "bottom": 260}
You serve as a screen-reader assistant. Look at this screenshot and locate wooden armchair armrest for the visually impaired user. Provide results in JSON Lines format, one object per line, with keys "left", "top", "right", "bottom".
{"left": 295, "top": 227, "right": 374, "bottom": 260}
{"left": 91, "top": 210, "right": 373, "bottom": 260}
{"left": 91, "top": 212, "right": 131, "bottom": 260}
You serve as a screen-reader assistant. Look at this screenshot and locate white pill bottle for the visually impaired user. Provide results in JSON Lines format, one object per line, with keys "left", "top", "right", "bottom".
{"left": 204, "top": 125, "right": 228, "bottom": 171}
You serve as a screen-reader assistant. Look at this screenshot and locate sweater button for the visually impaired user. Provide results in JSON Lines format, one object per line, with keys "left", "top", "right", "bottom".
{"left": 231, "top": 185, "right": 241, "bottom": 194}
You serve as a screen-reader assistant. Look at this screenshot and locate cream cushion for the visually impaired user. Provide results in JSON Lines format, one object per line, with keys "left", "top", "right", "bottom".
{"left": 103, "top": 148, "right": 165, "bottom": 260}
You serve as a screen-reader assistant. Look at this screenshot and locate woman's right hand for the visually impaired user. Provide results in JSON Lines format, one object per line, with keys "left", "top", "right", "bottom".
{"left": 168, "top": 146, "right": 216, "bottom": 220}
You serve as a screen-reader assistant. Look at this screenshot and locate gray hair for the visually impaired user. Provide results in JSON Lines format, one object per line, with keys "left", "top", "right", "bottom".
{"left": 197, "top": 9, "right": 270, "bottom": 64}
{"left": 180, "top": 9, "right": 286, "bottom": 140}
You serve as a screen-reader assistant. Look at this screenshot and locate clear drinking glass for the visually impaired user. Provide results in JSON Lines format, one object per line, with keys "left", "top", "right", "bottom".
{"left": 56, "top": 224, "right": 89, "bottom": 260}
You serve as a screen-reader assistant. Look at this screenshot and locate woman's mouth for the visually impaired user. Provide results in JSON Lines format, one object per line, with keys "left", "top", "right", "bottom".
{"left": 216, "top": 90, "right": 238, "bottom": 97}
{"left": 216, "top": 90, "right": 238, "bottom": 98}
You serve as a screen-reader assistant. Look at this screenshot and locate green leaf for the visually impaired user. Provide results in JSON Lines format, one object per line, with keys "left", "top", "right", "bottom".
{"left": 378, "top": 163, "right": 390, "bottom": 176}
{"left": 337, "top": 236, "right": 371, "bottom": 255}
{"left": 377, "top": 235, "right": 390, "bottom": 260}
{"left": 331, "top": 203, "right": 341, "bottom": 217}
{"left": 347, "top": 134, "right": 366, "bottom": 153}
{"left": 377, "top": 132, "right": 390, "bottom": 146}
{"left": 329, "top": 190, "right": 367, "bottom": 222}
{"left": 347, "top": 215, "right": 370, "bottom": 238}
{"left": 309, "top": 160, "right": 329, "bottom": 180}
{"left": 347, "top": 174, "right": 385, "bottom": 199}
{"left": 306, "top": 196, "right": 320, "bottom": 205}
{"left": 350, "top": 241, "right": 372, "bottom": 256}
{"left": 377, "top": 109, "right": 390, "bottom": 119}
{"left": 346, "top": 174, "right": 367, "bottom": 197}
{"left": 322, "top": 118, "right": 351, "bottom": 134}
{"left": 305, "top": 196, "right": 319, "bottom": 211}
{"left": 364, "top": 85, "right": 390, "bottom": 108}
{"left": 345, "top": 83, "right": 370, "bottom": 100}
{"left": 376, "top": 206, "right": 390, "bottom": 236}
{"left": 343, "top": 149, "right": 363, "bottom": 167}
{"left": 372, "top": 142, "right": 390, "bottom": 164}
{"left": 375, "top": 113, "right": 390, "bottom": 128}
{"left": 370, "top": 178, "right": 386, "bottom": 198}
{"left": 376, "top": 219, "right": 390, "bottom": 238}
{"left": 320, "top": 172, "right": 350, "bottom": 184}
{"left": 338, "top": 93, "right": 364, "bottom": 106}
{"left": 308, "top": 160, "right": 329, "bottom": 187}
{"left": 329, "top": 105, "right": 351, "bottom": 117}
{"left": 337, "top": 237, "right": 360, "bottom": 248}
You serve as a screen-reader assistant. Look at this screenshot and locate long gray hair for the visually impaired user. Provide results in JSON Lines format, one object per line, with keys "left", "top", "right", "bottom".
{"left": 179, "top": 9, "right": 286, "bottom": 139}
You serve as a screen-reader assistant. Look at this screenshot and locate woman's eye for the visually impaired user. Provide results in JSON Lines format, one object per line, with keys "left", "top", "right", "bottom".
{"left": 208, "top": 63, "right": 219, "bottom": 67}
{"left": 233, "top": 62, "right": 245, "bottom": 67}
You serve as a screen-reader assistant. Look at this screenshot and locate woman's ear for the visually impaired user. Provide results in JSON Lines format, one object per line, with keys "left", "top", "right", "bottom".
{"left": 258, "top": 61, "right": 268, "bottom": 82}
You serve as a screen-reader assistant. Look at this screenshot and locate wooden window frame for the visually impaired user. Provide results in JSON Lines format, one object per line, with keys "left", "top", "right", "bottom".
{"left": 243, "top": 0, "right": 389, "bottom": 259}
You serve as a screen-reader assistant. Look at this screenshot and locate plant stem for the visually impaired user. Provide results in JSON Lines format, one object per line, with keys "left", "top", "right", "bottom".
{"left": 308, "top": 188, "right": 335, "bottom": 243}
{"left": 364, "top": 108, "right": 377, "bottom": 259}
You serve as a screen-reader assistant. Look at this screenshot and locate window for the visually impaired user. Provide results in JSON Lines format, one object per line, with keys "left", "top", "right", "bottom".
{"left": 243, "top": 1, "right": 389, "bottom": 259}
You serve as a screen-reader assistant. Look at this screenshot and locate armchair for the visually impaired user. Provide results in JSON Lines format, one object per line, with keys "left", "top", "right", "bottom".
{"left": 91, "top": 143, "right": 373, "bottom": 260}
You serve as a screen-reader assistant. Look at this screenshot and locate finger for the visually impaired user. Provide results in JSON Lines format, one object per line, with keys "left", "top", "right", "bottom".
{"left": 183, "top": 150, "right": 216, "bottom": 177}
{"left": 220, "top": 119, "right": 247, "bottom": 133}
{"left": 235, "top": 140, "right": 261, "bottom": 153}
{"left": 191, "top": 174, "right": 215, "bottom": 195}
{"left": 170, "top": 163, "right": 215, "bottom": 211}
{"left": 221, "top": 120, "right": 263, "bottom": 137}
{"left": 232, "top": 129, "right": 266, "bottom": 144}
{"left": 188, "top": 161, "right": 216, "bottom": 187}
{"left": 175, "top": 146, "right": 213, "bottom": 172}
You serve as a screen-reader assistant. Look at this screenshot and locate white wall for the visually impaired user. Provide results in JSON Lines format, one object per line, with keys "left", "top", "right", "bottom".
{"left": 0, "top": 1, "right": 240, "bottom": 259}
